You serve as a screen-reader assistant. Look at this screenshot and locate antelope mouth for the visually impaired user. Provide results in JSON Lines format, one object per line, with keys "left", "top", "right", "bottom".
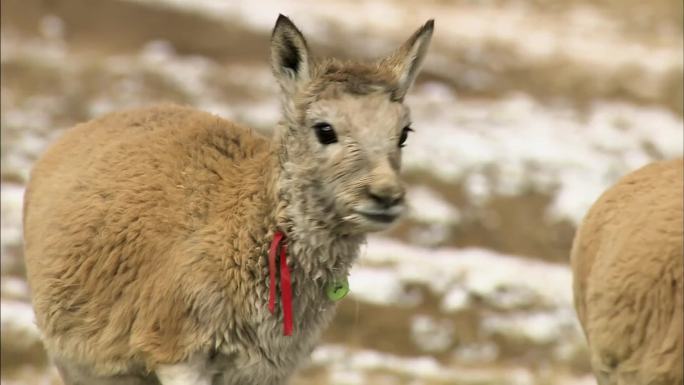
{"left": 354, "top": 208, "right": 403, "bottom": 223}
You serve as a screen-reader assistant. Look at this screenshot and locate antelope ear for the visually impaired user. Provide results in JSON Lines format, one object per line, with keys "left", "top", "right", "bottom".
{"left": 382, "top": 20, "right": 434, "bottom": 100}
{"left": 271, "top": 14, "right": 312, "bottom": 95}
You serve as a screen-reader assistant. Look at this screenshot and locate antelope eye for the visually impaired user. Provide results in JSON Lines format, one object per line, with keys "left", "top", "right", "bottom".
{"left": 313, "top": 122, "right": 338, "bottom": 145}
{"left": 399, "top": 126, "right": 413, "bottom": 148}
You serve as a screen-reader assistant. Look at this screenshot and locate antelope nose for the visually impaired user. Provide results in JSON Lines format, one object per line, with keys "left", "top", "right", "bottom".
{"left": 368, "top": 185, "right": 405, "bottom": 208}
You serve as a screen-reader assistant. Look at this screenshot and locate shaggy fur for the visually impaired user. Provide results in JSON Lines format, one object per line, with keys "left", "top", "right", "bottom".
{"left": 23, "top": 15, "right": 434, "bottom": 385}
{"left": 571, "top": 159, "right": 683, "bottom": 385}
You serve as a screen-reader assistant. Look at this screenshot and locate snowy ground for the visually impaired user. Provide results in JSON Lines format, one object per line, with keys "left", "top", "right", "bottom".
{"left": 1, "top": 0, "right": 682, "bottom": 384}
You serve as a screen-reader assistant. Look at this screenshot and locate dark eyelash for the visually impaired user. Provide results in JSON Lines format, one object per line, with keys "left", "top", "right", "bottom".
{"left": 399, "top": 126, "right": 413, "bottom": 148}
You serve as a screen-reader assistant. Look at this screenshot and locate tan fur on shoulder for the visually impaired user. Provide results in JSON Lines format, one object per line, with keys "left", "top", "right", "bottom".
{"left": 571, "top": 159, "right": 683, "bottom": 385}
{"left": 25, "top": 105, "right": 277, "bottom": 371}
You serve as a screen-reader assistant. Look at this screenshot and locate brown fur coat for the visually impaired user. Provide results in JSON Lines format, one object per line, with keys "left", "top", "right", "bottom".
{"left": 23, "top": 14, "right": 434, "bottom": 385}
{"left": 571, "top": 159, "right": 683, "bottom": 385}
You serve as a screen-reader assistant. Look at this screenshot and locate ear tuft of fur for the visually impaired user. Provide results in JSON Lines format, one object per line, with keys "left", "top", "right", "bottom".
{"left": 271, "top": 15, "right": 312, "bottom": 94}
{"left": 382, "top": 19, "right": 434, "bottom": 100}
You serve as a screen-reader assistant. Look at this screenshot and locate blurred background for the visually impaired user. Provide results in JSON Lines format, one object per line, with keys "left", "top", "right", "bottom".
{"left": 1, "top": 0, "right": 682, "bottom": 384}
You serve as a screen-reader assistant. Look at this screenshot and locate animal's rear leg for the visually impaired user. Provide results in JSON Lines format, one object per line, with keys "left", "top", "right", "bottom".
{"left": 155, "top": 355, "right": 214, "bottom": 385}
{"left": 55, "top": 359, "right": 160, "bottom": 385}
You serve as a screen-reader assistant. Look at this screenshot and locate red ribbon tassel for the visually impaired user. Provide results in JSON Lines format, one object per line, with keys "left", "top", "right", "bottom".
{"left": 268, "top": 231, "right": 293, "bottom": 336}
{"left": 279, "top": 241, "right": 293, "bottom": 336}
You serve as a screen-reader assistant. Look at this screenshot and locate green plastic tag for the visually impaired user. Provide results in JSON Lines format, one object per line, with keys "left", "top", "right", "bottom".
{"left": 326, "top": 277, "right": 349, "bottom": 301}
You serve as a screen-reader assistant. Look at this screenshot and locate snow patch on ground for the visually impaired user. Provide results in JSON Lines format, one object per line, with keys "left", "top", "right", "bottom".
{"left": 1, "top": 276, "right": 30, "bottom": 301}
{"left": 1, "top": 300, "right": 41, "bottom": 350}
{"left": 405, "top": 85, "right": 684, "bottom": 224}
{"left": 348, "top": 238, "right": 586, "bottom": 363}
{"left": 354, "top": 237, "right": 573, "bottom": 310}
{"left": 347, "top": 268, "right": 404, "bottom": 306}
{"left": 309, "top": 344, "right": 593, "bottom": 384}
{"left": 411, "top": 315, "right": 455, "bottom": 353}
{"left": 131, "top": 0, "right": 682, "bottom": 75}
{"left": 407, "top": 186, "right": 461, "bottom": 225}
{"left": 1, "top": 184, "right": 25, "bottom": 268}
{"left": 482, "top": 309, "right": 579, "bottom": 345}
{"left": 441, "top": 286, "right": 470, "bottom": 312}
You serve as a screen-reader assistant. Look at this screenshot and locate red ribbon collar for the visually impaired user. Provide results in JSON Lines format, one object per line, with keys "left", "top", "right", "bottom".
{"left": 268, "top": 231, "right": 293, "bottom": 336}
